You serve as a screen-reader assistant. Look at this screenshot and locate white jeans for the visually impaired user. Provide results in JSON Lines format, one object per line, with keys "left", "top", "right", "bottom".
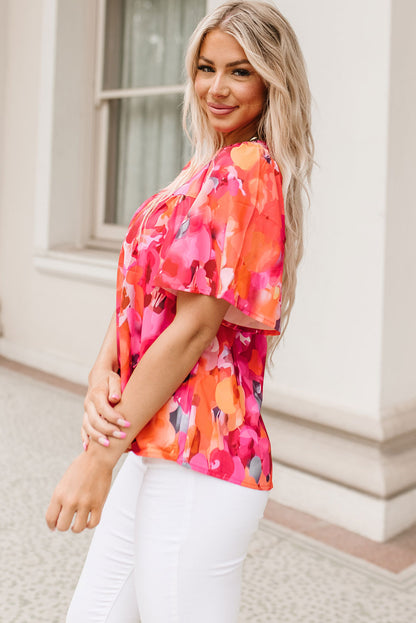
{"left": 67, "top": 452, "right": 269, "bottom": 623}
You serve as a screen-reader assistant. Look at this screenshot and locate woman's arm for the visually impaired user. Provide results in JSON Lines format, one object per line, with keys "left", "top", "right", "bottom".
{"left": 88, "top": 310, "right": 119, "bottom": 383}
{"left": 46, "top": 291, "right": 230, "bottom": 533}
{"left": 81, "top": 312, "right": 125, "bottom": 449}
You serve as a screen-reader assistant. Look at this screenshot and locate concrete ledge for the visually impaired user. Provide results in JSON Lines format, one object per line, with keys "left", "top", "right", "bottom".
{"left": 263, "top": 381, "right": 416, "bottom": 441}
{"left": 0, "top": 338, "right": 90, "bottom": 386}
{"left": 271, "top": 462, "right": 416, "bottom": 542}
{"left": 33, "top": 248, "right": 117, "bottom": 287}
{"left": 263, "top": 408, "right": 416, "bottom": 499}
{"left": 262, "top": 403, "right": 416, "bottom": 540}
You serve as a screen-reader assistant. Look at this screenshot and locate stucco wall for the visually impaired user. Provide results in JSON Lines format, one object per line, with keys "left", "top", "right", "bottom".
{"left": 0, "top": 0, "right": 114, "bottom": 379}
{"left": 381, "top": 0, "right": 416, "bottom": 409}
{"left": 263, "top": 0, "right": 391, "bottom": 417}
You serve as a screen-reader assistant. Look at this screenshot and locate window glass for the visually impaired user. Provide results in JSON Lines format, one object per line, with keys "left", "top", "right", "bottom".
{"left": 104, "top": 0, "right": 205, "bottom": 90}
{"left": 103, "top": 0, "right": 205, "bottom": 227}
{"left": 105, "top": 94, "right": 189, "bottom": 226}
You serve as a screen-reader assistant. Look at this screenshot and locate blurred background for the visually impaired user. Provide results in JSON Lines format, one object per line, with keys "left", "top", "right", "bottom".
{"left": 0, "top": 0, "right": 416, "bottom": 547}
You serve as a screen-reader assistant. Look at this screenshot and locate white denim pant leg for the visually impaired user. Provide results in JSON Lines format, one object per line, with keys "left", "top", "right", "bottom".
{"left": 67, "top": 452, "right": 269, "bottom": 623}
{"left": 66, "top": 452, "right": 146, "bottom": 623}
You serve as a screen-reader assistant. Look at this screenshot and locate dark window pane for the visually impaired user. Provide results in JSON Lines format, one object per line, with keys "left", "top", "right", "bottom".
{"left": 104, "top": 0, "right": 206, "bottom": 90}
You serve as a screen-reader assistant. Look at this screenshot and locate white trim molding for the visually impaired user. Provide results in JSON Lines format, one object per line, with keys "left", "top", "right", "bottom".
{"left": 0, "top": 338, "right": 90, "bottom": 387}
{"left": 34, "top": 0, "right": 98, "bottom": 254}
{"left": 34, "top": 0, "right": 58, "bottom": 251}
{"left": 270, "top": 462, "right": 416, "bottom": 542}
{"left": 263, "top": 397, "right": 416, "bottom": 541}
{"left": 33, "top": 249, "right": 117, "bottom": 287}
{"left": 263, "top": 383, "right": 416, "bottom": 442}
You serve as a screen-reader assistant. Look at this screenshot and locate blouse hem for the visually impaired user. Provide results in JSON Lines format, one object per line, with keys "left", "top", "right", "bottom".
{"left": 131, "top": 449, "right": 273, "bottom": 492}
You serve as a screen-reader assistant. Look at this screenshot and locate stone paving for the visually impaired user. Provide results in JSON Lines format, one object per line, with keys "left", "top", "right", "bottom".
{"left": 1, "top": 364, "right": 416, "bottom": 623}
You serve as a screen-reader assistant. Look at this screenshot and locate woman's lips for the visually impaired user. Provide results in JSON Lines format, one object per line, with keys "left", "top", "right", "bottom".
{"left": 207, "top": 102, "right": 237, "bottom": 115}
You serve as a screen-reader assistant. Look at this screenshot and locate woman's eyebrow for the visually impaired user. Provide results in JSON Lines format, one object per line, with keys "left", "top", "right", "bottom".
{"left": 198, "top": 56, "right": 251, "bottom": 68}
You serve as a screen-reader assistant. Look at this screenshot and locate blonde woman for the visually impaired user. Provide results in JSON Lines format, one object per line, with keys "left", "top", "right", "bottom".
{"left": 46, "top": 1, "right": 314, "bottom": 621}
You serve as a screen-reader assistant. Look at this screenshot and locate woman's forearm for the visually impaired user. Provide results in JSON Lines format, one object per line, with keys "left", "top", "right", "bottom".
{"left": 87, "top": 293, "right": 229, "bottom": 469}
{"left": 88, "top": 311, "right": 119, "bottom": 386}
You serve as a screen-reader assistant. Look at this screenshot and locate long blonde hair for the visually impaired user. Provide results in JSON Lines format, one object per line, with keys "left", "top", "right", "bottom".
{"left": 140, "top": 1, "right": 314, "bottom": 363}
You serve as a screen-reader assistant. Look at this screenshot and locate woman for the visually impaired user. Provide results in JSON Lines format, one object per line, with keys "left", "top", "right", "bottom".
{"left": 46, "top": 1, "right": 313, "bottom": 621}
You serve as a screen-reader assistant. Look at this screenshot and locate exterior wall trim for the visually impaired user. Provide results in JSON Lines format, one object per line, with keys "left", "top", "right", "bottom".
{"left": 263, "top": 386, "right": 416, "bottom": 442}
{"left": 271, "top": 462, "right": 416, "bottom": 542}
{"left": 263, "top": 403, "right": 416, "bottom": 500}
{"left": 0, "top": 338, "right": 90, "bottom": 386}
{"left": 33, "top": 249, "right": 117, "bottom": 288}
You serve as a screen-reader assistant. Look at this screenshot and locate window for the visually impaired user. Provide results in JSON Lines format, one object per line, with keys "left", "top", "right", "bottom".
{"left": 93, "top": 0, "right": 207, "bottom": 243}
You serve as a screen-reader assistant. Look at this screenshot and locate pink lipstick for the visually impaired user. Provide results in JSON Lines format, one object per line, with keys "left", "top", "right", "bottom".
{"left": 207, "top": 102, "right": 237, "bottom": 115}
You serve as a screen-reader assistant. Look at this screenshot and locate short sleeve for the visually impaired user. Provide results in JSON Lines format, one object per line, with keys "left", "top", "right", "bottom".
{"left": 153, "top": 142, "right": 285, "bottom": 333}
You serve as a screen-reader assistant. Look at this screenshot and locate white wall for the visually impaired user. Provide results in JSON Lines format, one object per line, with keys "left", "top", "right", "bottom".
{"left": 381, "top": 0, "right": 416, "bottom": 409}
{"left": 260, "top": 0, "right": 416, "bottom": 541}
{"left": 0, "top": 1, "right": 7, "bottom": 236}
{"left": 0, "top": 0, "right": 115, "bottom": 380}
{"left": 0, "top": 0, "right": 43, "bottom": 349}
{"left": 0, "top": 0, "right": 7, "bottom": 340}
{"left": 264, "top": 0, "right": 391, "bottom": 417}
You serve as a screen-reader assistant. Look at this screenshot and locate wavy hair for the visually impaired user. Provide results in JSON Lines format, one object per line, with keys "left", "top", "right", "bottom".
{"left": 139, "top": 0, "right": 314, "bottom": 364}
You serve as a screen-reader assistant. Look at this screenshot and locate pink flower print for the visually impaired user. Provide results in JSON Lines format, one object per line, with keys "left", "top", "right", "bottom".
{"left": 227, "top": 428, "right": 240, "bottom": 457}
{"left": 208, "top": 448, "right": 234, "bottom": 480}
{"left": 190, "top": 452, "right": 209, "bottom": 474}
{"left": 231, "top": 456, "right": 246, "bottom": 483}
{"left": 236, "top": 432, "right": 255, "bottom": 467}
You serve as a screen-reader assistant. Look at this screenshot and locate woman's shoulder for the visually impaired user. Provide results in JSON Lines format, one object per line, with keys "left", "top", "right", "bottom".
{"left": 212, "top": 140, "right": 279, "bottom": 176}
{"left": 198, "top": 140, "right": 282, "bottom": 214}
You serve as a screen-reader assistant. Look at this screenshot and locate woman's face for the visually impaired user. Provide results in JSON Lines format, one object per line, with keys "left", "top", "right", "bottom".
{"left": 194, "top": 29, "right": 267, "bottom": 146}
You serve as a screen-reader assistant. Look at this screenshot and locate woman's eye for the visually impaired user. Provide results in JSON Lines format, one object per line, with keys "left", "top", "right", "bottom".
{"left": 197, "top": 64, "right": 214, "bottom": 73}
{"left": 232, "top": 68, "right": 251, "bottom": 77}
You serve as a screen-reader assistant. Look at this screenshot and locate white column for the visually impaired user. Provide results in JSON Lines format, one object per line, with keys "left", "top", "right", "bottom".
{"left": 264, "top": 0, "right": 416, "bottom": 541}
{"left": 0, "top": 1, "right": 7, "bottom": 209}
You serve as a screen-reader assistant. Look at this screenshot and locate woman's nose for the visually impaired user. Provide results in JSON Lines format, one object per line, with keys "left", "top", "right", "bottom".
{"left": 209, "top": 73, "right": 229, "bottom": 98}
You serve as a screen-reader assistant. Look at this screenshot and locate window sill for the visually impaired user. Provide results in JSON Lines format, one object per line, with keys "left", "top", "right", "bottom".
{"left": 34, "top": 247, "right": 118, "bottom": 287}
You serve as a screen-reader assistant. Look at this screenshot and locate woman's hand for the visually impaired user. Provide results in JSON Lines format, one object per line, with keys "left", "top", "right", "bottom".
{"left": 45, "top": 449, "right": 113, "bottom": 533}
{"left": 82, "top": 371, "right": 131, "bottom": 449}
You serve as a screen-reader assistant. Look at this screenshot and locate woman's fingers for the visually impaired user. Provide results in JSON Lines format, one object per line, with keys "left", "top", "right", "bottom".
{"left": 84, "top": 400, "right": 130, "bottom": 442}
{"left": 108, "top": 372, "right": 122, "bottom": 404}
{"left": 82, "top": 409, "right": 128, "bottom": 447}
{"left": 85, "top": 388, "right": 129, "bottom": 427}
{"left": 81, "top": 375, "right": 130, "bottom": 447}
{"left": 45, "top": 498, "right": 61, "bottom": 531}
{"left": 81, "top": 426, "right": 89, "bottom": 451}
{"left": 87, "top": 507, "right": 102, "bottom": 530}
{"left": 56, "top": 502, "right": 77, "bottom": 532}
{"left": 83, "top": 406, "right": 116, "bottom": 436}
{"left": 83, "top": 411, "right": 112, "bottom": 446}
{"left": 46, "top": 453, "right": 112, "bottom": 534}
{"left": 49, "top": 496, "right": 96, "bottom": 533}
{"left": 71, "top": 508, "right": 90, "bottom": 534}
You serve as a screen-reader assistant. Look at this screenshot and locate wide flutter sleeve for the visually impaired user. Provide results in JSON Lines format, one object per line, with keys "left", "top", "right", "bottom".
{"left": 153, "top": 142, "right": 285, "bottom": 333}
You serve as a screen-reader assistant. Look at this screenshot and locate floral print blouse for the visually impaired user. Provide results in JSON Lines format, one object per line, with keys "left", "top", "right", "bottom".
{"left": 116, "top": 140, "right": 285, "bottom": 491}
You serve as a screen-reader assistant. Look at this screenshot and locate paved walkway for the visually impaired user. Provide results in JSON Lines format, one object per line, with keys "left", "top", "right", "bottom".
{"left": 1, "top": 363, "right": 416, "bottom": 622}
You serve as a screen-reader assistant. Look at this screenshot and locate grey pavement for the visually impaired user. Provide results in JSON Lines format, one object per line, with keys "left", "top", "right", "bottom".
{"left": 1, "top": 364, "right": 416, "bottom": 622}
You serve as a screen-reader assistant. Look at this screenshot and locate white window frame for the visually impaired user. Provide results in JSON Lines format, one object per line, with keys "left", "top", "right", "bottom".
{"left": 92, "top": 0, "right": 215, "bottom": 245}
{"left": 33, "top": 0, "right": 221, "bottom": 286}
